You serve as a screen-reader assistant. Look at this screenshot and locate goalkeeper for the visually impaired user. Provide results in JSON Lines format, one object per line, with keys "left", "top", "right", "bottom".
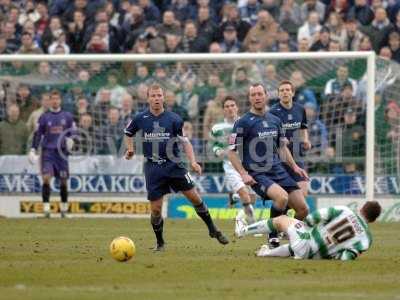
{"left": 210, "top": 96, "right": 256, "bottom": 223}
{"left": 29, "top": 90, "right": 75, "bottom": 218}
{"left": 235, "top": 201, "right": 381, "bottom": 260}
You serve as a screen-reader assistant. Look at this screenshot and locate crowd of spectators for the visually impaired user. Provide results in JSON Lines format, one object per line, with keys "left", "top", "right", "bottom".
{"left": 0, "top": 0, "right": 399, "bottom": 175}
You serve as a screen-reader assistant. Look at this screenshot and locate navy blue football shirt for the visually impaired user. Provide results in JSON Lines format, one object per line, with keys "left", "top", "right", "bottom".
{"left": 124, "top": 109, "right": 184, "bottom": 162}
{"left": 230, "top": 112, "right": 285, "bottom": 173}
{"left": 269, "top": 102, "right": 307, "bottom": 160}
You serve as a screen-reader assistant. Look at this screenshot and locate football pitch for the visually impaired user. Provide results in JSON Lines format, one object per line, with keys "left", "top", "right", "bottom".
{"left": 0, "top": 218, "right": 399, "bottom": 300}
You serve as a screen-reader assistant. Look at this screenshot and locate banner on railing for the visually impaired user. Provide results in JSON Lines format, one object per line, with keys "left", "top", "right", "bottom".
{"left": 0, "top": 174, "right": 399, "bottom": 195}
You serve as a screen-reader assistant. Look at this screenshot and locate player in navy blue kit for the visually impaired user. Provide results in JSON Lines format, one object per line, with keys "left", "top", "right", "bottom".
{"left": 270, "top": 80, "right": 311, "bottom": 197}
{"left": 228, "top": 83, "right": 309, "bottom": 248}
{"left": 124, "top": 84, "right": 229, "bottom": 251}
{"left": 29, "top": 90, "right": 75, "bottom": 218}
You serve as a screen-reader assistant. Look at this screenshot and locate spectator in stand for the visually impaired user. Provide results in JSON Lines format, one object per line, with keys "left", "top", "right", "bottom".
{"left": 181, "top": 20, "right": 208, "bottom": 53}
{"left": 279, "top": 0, "right": 302, "bottom": 38}
{"left": 202, "top": 87, "right": 226, "bottom": 140}
{"left": 0, "top": 35, "right": 11, "bottom": 54}
{"left": 387, "top": 31, "right": 400, "bottom": 63}
{"left": 341, "top": 107, "right": 365, "bottom": 174}
{"left": 66, "top": 9, "right": 86, "bottom": 53}
{"left": 122, "top": 5, "right": 148, "bottom": 50}
{"left": 347, "top": 0, "right": 374, "bottom": 26}
{"left": 196, "top": 6, "right": 217, "bottom": 45}
{"left": 168, "top": 0, "right": 196, "bottom": 24}
{"left": 298, "top": 37, "right": 311, "bottom": 51}
{"left": 310, "top": 26, "right": 331, "bottom": 51}
{"left": 2, "top": 21, "right": 20, "bottom": 53}
{"left": 176, "top": 78, "right": 200, "bottom": 120}
{"left": 73, "top": 95, "right": 92, "bottom": 124}
{"left": 262, "top": 64, "right": 279, "bottom": 99}
{"left": 239, "top": 0, "right": 260, "bottom": 26}
{"left": 33, "top": 2, "right": 49, "bottom": 37}
{"left": 165, "top": 89, "right": 189, "bottom": 121}
{"left": 326, "top": 11, "right": 346, "bottom": 47}
{"left": 17, "top": 31, "right": 43, "bottom": 54}
{"left": 48, "top": 30, "right": 70, "bottom": 54}
{"left": 102, "top": 107, "right": 124, "bottom": 155}
{"left": 297, "top": 10, "right": 322, "bottom": 46}
{"left": 93, "top": 88, "right": 111, "bottom": 127}
{"left": 300, "top": 0, "right": 326, "bottom": 23}
{"left": 342, "top": 16, "right": 365, "bottom": 51}
{"left": 219, "top": 23, "right": 241, "bottom": 53}
{"left": 0, "top": 104, "right": 29, "bottom": 155}
{"left": 325, "top": 0, "right": 350, "bottom": 22}
{"left": 290, "top": 70, "right": 318, "bottom": 109}
{"left": 138, "top": 0, "right": 161, "bottom": 25}
{"left": 165, "top": 33, "right": 183, "bottom": 53}
{"left": 15, "top": 84, "right": 39, "bottom": 122}
{"left": 219, "top": 3, "right": 251, "bottom": 42}
{"left": 329, "top": 39, "right": 342, "bottom": 51}
{"left": 244, "top": 10, "right": 278, "bottom": 51}
{"left": 120, "top": 93, "right": 135, "bottom": 126}
{"left": 379, "top": 46, "right": 393, "bottom": 60}
{"left": 304, "top": 101, "right": 329, "bottom": 173}
{"left": 358, "top": 35, "right": 373, "bottom": 51}
{"left": 26, "top": 92, "right": 50, "bottom": 135}
{"left": 170, "top": 62, "right": 197, "bottom": 91}
{"left": 75, "top": 113, "right": 94, "bottom": 155}
{"left": 133, "top": 83, "right": 149, "bottom": 113}
{"left": 230, "top": 67, "right": 251, "bottom": 103}
{"left": 156, "top": 10, "right": 182, "bottom": 38}
{"left": 8, "top": 6, "right": 23, "bottom": 38}
{"left": 41, "top": 16, "right": 63, "bottom": 53}
{"left": 324, "top": 65, "right": 358, "bottom": 100}
{"left": 361, "top": 6, "right": 393, "bottom": 52}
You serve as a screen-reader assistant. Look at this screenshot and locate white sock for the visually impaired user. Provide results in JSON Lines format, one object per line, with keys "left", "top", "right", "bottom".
{"left": 243, "top": 204, "right": 255, "bottom": 224}
{"left": 264, "top": 244, "right": 291, "bottom": 257}
{"left": 60, "top": 202, "right": 68, "bottom": 213}
{"left": 44, "top": 203, "right": 50, "bottom": 213}
{"left": 244, "top": 219, "right": 275, "bottom": 236}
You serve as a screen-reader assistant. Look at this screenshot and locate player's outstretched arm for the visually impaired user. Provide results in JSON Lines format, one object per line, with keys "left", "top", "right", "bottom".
{"left": 304, "top": 207, "right": 344, "bottom": 227}
{"left": 227, "top": 150, "right": 256, "bottom": 185}
{"left": 300, "top": 129, "right": 312, "bottom": 150}
{"left": 124, "top": 136, "right": 135, "bottom": 160}
{"left": 334, "top": 249, "right": 359, "bottom": 261}
{"left": 181, "top": 138, "right": 202, "bottom": 175}
{"left": 279, "top": 144, "right": 309, "bottom": 180}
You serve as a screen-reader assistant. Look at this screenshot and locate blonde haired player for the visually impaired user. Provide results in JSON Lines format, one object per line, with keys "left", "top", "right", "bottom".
{"left": 210, "top": 95, "right": 256, "bottom": 223}
{"left": 235, "top": 201, "right": 381, "bottom": 260}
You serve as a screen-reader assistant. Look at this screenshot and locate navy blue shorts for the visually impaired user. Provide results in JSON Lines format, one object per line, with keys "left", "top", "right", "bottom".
{"left": 249, "top": 163, "right": 299, "bottom": 199}
{"left": 282, "top": 162, "right": 307, "bottom": 183}
{"left": 144, "top": 161, "right": 195, "bottom": 201}
{"left": 41, "top": 149, "right": 69, "bottom": 179}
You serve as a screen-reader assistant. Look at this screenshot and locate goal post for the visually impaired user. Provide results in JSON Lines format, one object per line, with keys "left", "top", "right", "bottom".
{"left": 0, "top": 52, "right": 378, "bottom": 202}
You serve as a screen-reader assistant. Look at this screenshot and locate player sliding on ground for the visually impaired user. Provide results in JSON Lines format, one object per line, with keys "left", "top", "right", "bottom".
{"left": 124, "top": 84, "right": 229, "bottom": 251}
{"left": 210, "top": 95, "right": 256, "bottom": 224}
{"left": 235, "top": 201, "right": 381, "bottom": 260}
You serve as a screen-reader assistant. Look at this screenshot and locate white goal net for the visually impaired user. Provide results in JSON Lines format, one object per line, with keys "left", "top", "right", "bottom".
{"left": 0, "top": 52, "right": 398, "bottom": 203}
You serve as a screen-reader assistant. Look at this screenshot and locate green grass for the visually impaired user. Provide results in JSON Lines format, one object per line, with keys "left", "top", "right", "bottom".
{"left": 0, "top": 219, "right": 399, "bottom": 300}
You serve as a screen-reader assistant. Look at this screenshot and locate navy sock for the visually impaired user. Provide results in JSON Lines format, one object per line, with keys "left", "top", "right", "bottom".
{"left": 151, "top": 214, "right": 164, "bottom": 246}
{"left": 269, "top": 204, "right": 284, "bottom": 239}
{"left": 42, "top": 183, "right": 50, "bottom": 203}
{"left": 194, "top": 201, "right": 217, "bottom": 234}
{"left": 60, "top": 184, "right": 68, "bottom": 203}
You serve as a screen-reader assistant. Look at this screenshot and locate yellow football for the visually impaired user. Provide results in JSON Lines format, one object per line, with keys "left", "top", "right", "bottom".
{"left": 109, "top": 236, "right": 136, "bottom": 262}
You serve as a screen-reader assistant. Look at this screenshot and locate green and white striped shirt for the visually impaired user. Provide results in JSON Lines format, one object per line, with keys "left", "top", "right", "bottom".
{"left": 305, "top": 206, "right": 373, "bottom": 261}
{"left": 210, "top": 118, "right": 237, "bottom": 172}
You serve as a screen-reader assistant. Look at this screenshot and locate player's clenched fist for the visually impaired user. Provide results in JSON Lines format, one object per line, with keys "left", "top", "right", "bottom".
{"left": 125, "top": 150, "right": 134, "bottom": 160}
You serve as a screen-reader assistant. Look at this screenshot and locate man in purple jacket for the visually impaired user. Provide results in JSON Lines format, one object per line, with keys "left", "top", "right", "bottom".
{"left": 29, "top": 90, "right": 75, "bottom": 218}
